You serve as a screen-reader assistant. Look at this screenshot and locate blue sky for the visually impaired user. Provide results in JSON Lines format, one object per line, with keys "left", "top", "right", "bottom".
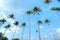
{"left": 0, "top": 0, "right": 60, "bottom": 40}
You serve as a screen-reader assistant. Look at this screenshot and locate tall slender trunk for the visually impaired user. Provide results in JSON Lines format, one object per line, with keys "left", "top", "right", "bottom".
{"left": 21, "top": 28, "right": 24, "bottom": 40}
{"left": 3, "top": 28, "right": 8, "bottom": 36}
{"left": 29, "top": 14, "right": 31, "bottom": 40}
{"left": 12, "top": 26, "right": 17, "bottom": 39}
{"left": 48, "top": 24, "right": 56, "bottom": 40}
{"left": 38, "top": 24, "right": 41, "bottom": 40}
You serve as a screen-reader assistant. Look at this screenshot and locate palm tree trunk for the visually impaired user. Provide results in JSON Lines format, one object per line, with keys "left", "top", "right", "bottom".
{"left": 48, "top": 24, "right": 56, "bottom": 40}
{"left": 21, "top": 28, "right": 24, "bottom": 40}
{"left": 38, "top": 24, "right": 41, "bottom": 40}
{"left": 29, "top": 14, "right": 31, "bottom": 40}
{"left": 3, "top": 28, "right": 8, "bottom": 36}
{"left": 12, "top": 26, "right": 17, "bottom": 39}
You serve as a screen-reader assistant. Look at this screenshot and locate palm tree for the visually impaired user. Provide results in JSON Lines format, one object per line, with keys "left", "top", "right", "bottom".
{"left": 51, "top": 7, "right": 60, "bottom": 11}
{"left": 13, "top": 21, "right": 19, "bottom": 39}
{"left": 21, "top": 22, "right": 26, "bottom": 40}
{"left": 26, "top": 10, "right": 32, "bottom": 40}
{"left": 32, "top": 6, "right": 41, "bottom": 15}
{"left": 45, "top": 19, "right": 56, "bottom": 40}
{"left": 37, "top": 20, "right": 42, "bottom": 40}
{"left": 8, "top": 14, "right": 15, "bottom": 19}
{"left": 12, "top": 38, "right": 19, "bottom": 40}
{"left": 45, "top": 19, "right": 50, "bottom": 25}
{"left": 4, "top": 24, "right": 11, "bottom": 36}
{"left": 0, "top": 18, "right": 6, "bottom": 24}
{"left": 44, "top": 0, "right": 51, "bottom": 4}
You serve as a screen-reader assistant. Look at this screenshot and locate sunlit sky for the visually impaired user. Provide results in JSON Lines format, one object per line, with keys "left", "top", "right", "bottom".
{"left": 0, "top": 0, "right": 60, "bottom": 40}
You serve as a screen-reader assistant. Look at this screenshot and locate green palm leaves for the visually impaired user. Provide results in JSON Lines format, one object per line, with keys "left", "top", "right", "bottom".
{"left": 4, "top": 24, "right": 11, "bottom": 29}
{"left": 45, "top": 19, "right": 50, "bottom": 25}
{"left": 38, "top": 20, "right": 42, "bottom": 25}
{"left": 44, "top": 0, "right": 51, "bottom": 4}
{"left": 12, "top": 38, "right": 19, "bottom": 40}
{"left": 51, "top": 7, "right": 60, "bottom": 11}
{"left": 33, "top": 6, "right": 41, "bottom": 15}
{"left": 13, "top": 21, "right": 19, "bottom": 26}
{"left": 22, "top": 22, "right": 26, "bottom": 27}
{"left": 33, "top": 6, "right": 41, "bottom": 12}
{"left": 26, "top": 6, "right": 41, "bottom": 15}
{"left": 9, "top": 14, "right": 15, "bottom": 19}
{"left": 26, "top": 10, "right": 33, "bottom": 14}
{"left": 0, "top": 19, "right": 6, "bottom": 24}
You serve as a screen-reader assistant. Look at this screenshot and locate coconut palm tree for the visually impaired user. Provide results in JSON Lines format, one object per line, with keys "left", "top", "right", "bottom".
{"left": 37, "top": 20, "right": 42, "bottom": 40}
{"left": 45, "top": 19, "right": 56, "bottom": 40}
{"left": 8, "top": 14, "right": 15, "bottom": 19}
{"left": 44, "top": 0, "right": 51, "bottom": 4}
{"left": 51, "top": 7, "right": 60, "bottom": 11}
{"left": 4, "top": 24, "right": 11, "bottom": 36}
{"left": 26, "top": 10, "right": 32, "bottom": 40}
{"left": 50, "top": 7, "right": 60, "bottom": 22}
{"left": 13, "top": 21, "right": 19, "bottom": 39}
{"left": 32, "top": 6, "right": 41, "bottom": 15}
{"left": 0, "top": 18, "right": 6, "bottom": 24}
{"left": 45, "top": 19, "right": 50, "bottom": 25}
{"left": 12, "top": 38, "right": 19, "bottom": 40}
{"left": 21, "top": 22, "right": 26, "bottom": 40}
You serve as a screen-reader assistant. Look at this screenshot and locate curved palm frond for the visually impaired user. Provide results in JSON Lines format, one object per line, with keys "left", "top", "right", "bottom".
{"left": 0, "top": 19, "right": 6, "bottom": 24}
{"left": 38, "top": 20, "right": 42, "bottom": 25}
{"left": 4, "top": 24, "right": 11, "bottom": 29}
{"left": 22, "top": 22, "right": 26, "bottom": 27}
{"left": 33, "top": 6, "right": 41, "bottom": 12}
{"left": 51, "top": 7, "right": 60, "bottom": 11}
{"left": 9, "top": 14, "right": 15, "bottom": 19}
{"left": 13, "top": 21, "right": 19, "bottom": 26}
{"left": 26, "top": 10, "right": 33, "bottom": 15}
{"left": 33, "top": 6, "right": 41, "bottom": 15}
{"left": 45, "top": 19, "right": 50, "bottom": 25}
